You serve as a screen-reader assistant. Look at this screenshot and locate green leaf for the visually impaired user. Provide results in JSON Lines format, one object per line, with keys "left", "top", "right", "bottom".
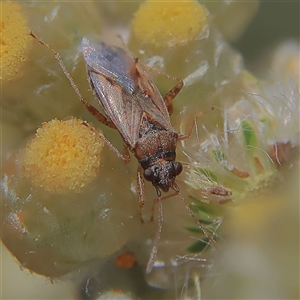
{"left": 185, "top": 224, "right": 213, "bottom": 234}
{"left": 212, "top": 149, "right": 226, "bottom": 162}
{"left": 186, "top": 238, "right": 210, "bottom": 253}
{"left": 199, "top": 168, "right": 218, "bottom": 182}
{"left": 241, "top": 120, "right": 256, "bottom": 147}
{"left": 189, "top": 197, "right": 217, "bottom": 216}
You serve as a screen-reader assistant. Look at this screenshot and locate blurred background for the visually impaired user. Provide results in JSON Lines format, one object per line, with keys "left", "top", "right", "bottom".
{"left": 1, "top": 1, "right": 299, "bottom": 299}
{"left": 233, "top": 1, "right": 299, "bottom": 66}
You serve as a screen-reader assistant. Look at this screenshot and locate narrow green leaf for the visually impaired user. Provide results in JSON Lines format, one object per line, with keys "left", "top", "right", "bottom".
{"left": 185, "top": 224, "right": 213, "bottom": 234}
{"left": 186, "top": 238, "right": 210, "bottom": 253}
{"left": 212, "top": 149, "right": 226, "bottom": 162}
{"left": 199, "top": 168, "right": 218, "bottom": 182}
{"left": 241, "top": 120, "right": 256, "bottom": 147}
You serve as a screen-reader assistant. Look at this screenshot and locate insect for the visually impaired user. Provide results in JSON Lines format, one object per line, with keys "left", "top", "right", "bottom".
{"left": 30, "top": 32, "right": 216, "bottom": 273}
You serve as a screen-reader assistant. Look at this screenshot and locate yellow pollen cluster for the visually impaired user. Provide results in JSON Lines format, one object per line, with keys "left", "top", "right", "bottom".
{"left": 131, "top": 0, "right": 208, "bottom": 48}
{"left": 22, "top": 119, "right": 104, "bottom": 194}
{"left": 1, "top": 1, "right": 32, "bottom": 81}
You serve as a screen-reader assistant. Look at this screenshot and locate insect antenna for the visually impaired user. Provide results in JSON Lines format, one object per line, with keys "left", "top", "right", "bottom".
{"left": 146, "top": 189, "right": 163, "bottom": 274}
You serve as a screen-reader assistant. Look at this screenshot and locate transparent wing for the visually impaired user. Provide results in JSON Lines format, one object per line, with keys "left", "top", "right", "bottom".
{"left": 83, "top": 38, "right": 175, "bottom": 148}
{"left": 82, "top": 38, "right": 136, "bottom": 94}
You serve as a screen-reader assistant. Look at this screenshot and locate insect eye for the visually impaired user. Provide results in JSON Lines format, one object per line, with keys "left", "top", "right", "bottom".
{"left": 144, "top": 169, "right": 154, "bottom": 182}
{"left": 174, "top": 162, "right": 183, "bottom": 176}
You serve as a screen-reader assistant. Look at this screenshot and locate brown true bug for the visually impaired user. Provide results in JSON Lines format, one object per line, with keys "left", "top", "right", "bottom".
{"left": 30, "top": 32, "right": 216, "bottom": 273}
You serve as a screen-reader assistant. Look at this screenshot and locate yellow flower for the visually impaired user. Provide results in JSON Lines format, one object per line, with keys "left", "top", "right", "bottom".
{"left": 22, "top": 119, "right": 104, "bottom": 193}
{"left": 131, "top": 0, "right": 208, "bottom": 48}
{"left": 0, "top": 1, "right": 32, "bottom": 81}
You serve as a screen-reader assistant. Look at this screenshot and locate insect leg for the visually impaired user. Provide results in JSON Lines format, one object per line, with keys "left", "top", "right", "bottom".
{"left": 137, "top": 166, "right": 146, "bottom": 223}
{"left": 150, "top": 191, "right": 178, "bottom": 222}
{"left": 81, "top": 122, "right": 131, "bottom": 163}
{"left": 172, "top": 183, "right": 218, "bottom": 250}
{"left": 178, "top": 108, "right": 215, "bottom": 141}
{"left": 146, "top": 191, "right": 163, "bottom": 274}
{"left": 163, "top": 78, "right": 184, "bottom": 112}
{"left": 83, "top": 101, "right": 118, "bottom": 129}
{"left": 29, "top": 31, "right": 117, "bottom": 130}
{"left": 30, "top": 32, "right": 132, "bottom": 163}
{"left": 178, "top": 116, "right": 197, "bottom": 141}
{"left": 142, "top": 64, "right": 184, "bottom": 114}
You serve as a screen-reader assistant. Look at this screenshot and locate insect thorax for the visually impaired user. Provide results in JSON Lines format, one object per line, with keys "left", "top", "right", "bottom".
{"left": 135, "top": 131, "right": 178, "bottom": 169}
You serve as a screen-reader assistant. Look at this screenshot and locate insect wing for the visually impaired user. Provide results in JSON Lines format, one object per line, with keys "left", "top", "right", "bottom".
{"left": 89, "top": 71, "right": 140, "bottom": 148}
{"left": 134, "top": 62, "right": 173, "bottom": 126}
{"left": 82, "top": 38, "right": 136, "bottom": 95}
{"left": 82, "top": 38, "right": 176, "bottom": 148}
